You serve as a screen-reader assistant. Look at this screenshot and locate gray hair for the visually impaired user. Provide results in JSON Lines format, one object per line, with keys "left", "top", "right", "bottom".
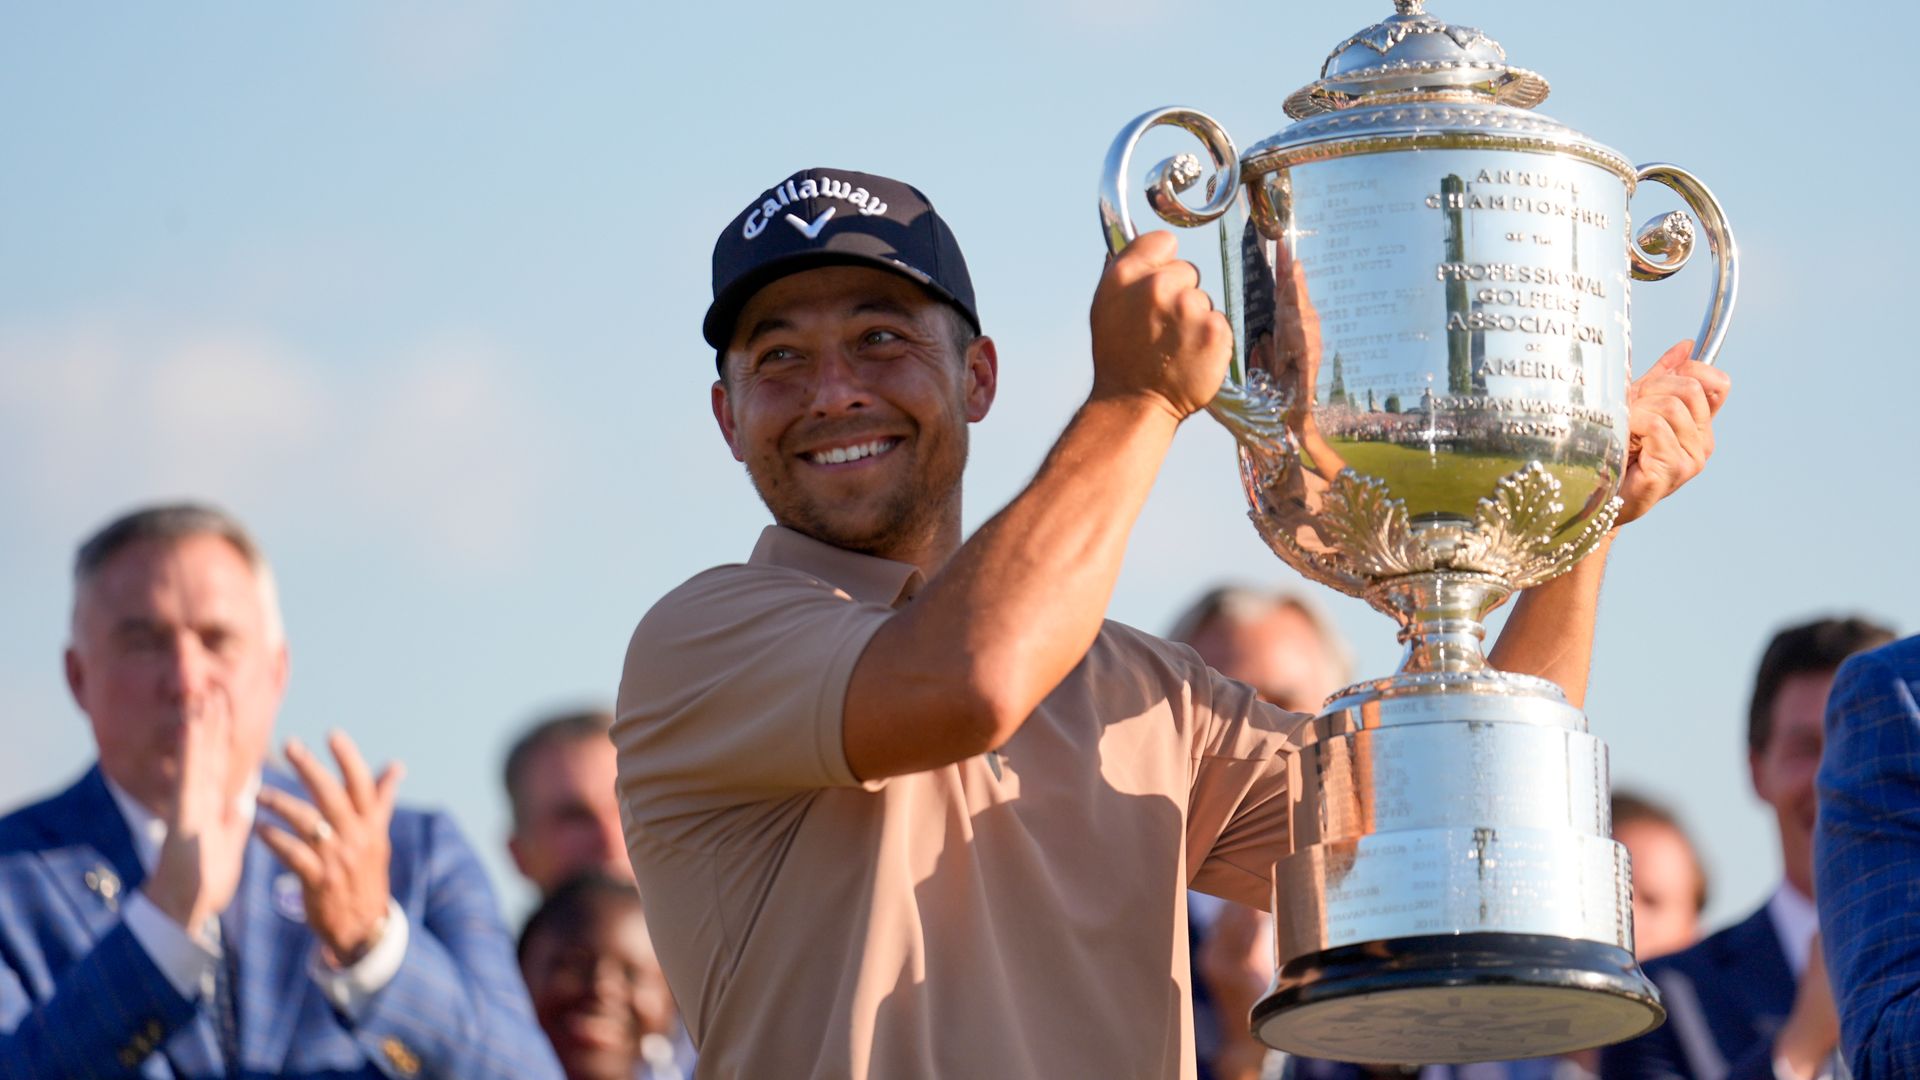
{"left": 1165, "top": 584, "right": 1354, "bottom": 686}
{"left": 73, "top": 502, "right": 285, "bottom": 646}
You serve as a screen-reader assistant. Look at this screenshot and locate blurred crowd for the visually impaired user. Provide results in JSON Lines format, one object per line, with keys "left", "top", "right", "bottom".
{"left": 0, "top": 501, "right": 1908, "bottom": 1080}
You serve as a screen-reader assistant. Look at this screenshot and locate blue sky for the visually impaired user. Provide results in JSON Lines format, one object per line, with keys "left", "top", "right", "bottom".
{"left": 2, "top": 1, "right": 1914, "bottom": 928}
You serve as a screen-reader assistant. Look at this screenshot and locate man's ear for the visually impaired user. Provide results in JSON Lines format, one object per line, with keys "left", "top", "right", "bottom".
{"left": 963, "top": 335, "right": 998, "bottom": 423}
{"left": 269, "top": 642, "right": 290, "bottom": 705}
{"left": 64, "top": 646, "right": 84, "bottom": 710}
{"left": 1748, "top": 748, "right": 1767, "bottom": 801}
{"left": 711, "top": 378, "right": 745, "bottom": 462}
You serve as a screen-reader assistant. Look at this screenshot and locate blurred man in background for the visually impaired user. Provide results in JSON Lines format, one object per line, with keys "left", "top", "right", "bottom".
{"left": 1815, "top": 633, "right": 1920, "bottom": 1079}
{"left": 1602, "top": 616, "right": 1896, "bottom": 1080}
{"left": 0, "top": 503, "right": 557, "bottom": 1078}
{"left": 504, "top": 708, "right": 633, "bottom": 895}
{"left": 519, "top": 872, "right": 694, "bottom": 1080}
{"left": 1167, "top": 587, "right": 1354, "bottom": 722}
{"left": 1611, "top": 790, "right": 1708, "bottom": 963}
{"left": 504, "top": 710, "right": 696, "bottom": 1077}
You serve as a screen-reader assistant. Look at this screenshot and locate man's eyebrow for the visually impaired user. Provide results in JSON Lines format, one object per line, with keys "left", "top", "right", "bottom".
{"left": 741, "top": 316, "right": 796, "bottom": 347}
{"left": 850, "top": 299, "right": 915, "bottom": 319}
{"left": 741, "top": 297, "right": 917, "bottom": 347}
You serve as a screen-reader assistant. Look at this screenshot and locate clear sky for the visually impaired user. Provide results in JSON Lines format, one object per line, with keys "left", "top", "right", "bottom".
{"left": 2, "top": 1, "right": 1913, "bottom": 932}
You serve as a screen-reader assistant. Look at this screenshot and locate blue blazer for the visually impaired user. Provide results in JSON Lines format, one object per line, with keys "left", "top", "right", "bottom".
{"left": 0, "top": 766, "right": 563, "bottom": 1079}
{"left": 1597, "top": 905, "right": 1795, "bottom": 1080}
{"left": 1817, "top": 635, "right": 1920, "bottom": 1080}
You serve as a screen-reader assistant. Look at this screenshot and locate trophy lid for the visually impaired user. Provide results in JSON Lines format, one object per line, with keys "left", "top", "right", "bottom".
{"left": 1284, "top": 1, "right": 1550, "bottom": 119}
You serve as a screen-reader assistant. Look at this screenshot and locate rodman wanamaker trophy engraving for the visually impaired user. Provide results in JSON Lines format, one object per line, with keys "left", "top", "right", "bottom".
{"left": 1098, "top": 0, "right": 1736, "bottom": 1066}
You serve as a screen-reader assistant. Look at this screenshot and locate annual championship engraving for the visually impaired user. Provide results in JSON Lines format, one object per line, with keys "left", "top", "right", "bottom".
{"left": 1098, "top": 0, "right": 1736, "bottom": 1064}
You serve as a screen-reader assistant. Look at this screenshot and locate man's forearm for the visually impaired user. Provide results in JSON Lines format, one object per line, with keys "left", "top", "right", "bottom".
{"left": 844, "top": 394, "right": 1181, "bottom": 778}
{"left": 1487, "top": 533, "right": 1612, "bottom": 709}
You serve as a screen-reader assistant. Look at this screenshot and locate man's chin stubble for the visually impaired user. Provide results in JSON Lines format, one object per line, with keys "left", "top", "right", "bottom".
{"left": 749, "top": 477, "right": 928, "bottom": 560}
{"left": 790, "top": 498, "right": 931, "bottom": 560}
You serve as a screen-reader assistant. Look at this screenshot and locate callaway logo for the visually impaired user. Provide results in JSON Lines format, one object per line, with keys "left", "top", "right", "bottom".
{"left": 787, "top": 207, "right": 834, "bottom": 238}
{"left": 742, "top": 174, "right": 890, "bottom": 240}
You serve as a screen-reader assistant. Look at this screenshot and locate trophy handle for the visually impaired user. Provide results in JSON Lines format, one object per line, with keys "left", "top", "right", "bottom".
{"left": 1099, "top": 106, "right": 1241, "bottom": 256}
{"left": 1099, "top": 109, "right": 1289, "bottom": 446}
{"left": 1629, "top": 163, "right": 1738, "bottom": 367}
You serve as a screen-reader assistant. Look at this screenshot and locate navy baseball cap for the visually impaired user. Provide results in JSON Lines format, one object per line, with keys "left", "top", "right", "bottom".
{"left": 703, "top": 167, "right": 980, "bottom": 352}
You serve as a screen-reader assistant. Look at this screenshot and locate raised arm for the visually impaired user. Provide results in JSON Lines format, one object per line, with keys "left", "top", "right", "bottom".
{"left": 1489, "top": 341, "right": 1728, "bottom": 706}
{"left": 0, "top": 922, "right": 200, "bottom": 1080}
{"left": 844, "top": 231, "right": 1229, "bottom": 780}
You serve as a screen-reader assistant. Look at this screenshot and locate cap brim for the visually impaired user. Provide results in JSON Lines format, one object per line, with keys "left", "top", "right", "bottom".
{"left": 703, "top": 250, "right": 970, "bottom": 351}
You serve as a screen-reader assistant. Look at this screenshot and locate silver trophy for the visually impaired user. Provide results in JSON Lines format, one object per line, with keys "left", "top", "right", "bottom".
{"left": 1099, "top": 0, "right": 1735, "bottom": 1065}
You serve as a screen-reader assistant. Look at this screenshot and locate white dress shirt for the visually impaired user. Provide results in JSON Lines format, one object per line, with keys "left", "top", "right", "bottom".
{"left": 105, "top": 774, "right": 410, "bottom": 1018}
{"left": 1768, "top": 881, "right": 1819, "bottom": 979}
{"left": 1765, "top": 881, "right": 1834, "bottom": 1080}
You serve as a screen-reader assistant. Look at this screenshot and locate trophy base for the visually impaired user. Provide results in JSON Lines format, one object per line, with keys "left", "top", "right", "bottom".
{"left": 1250, "top": 932, "right": 1663, "bottom": 1064}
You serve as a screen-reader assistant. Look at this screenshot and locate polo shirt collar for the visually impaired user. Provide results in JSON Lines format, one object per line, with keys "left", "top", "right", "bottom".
{"left": 751, "top": 526, "right": 924, "bottom": 607}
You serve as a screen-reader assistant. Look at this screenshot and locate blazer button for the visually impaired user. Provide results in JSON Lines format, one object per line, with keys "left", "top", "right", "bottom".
{"left": 381, "top": 1036, "right": 422, "bottom": 1077}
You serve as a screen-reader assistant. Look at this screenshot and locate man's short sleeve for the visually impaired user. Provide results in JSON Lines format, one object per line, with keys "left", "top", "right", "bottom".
{"left": 615, "top": 563, "right": 891, "bottom": 841}
{"left": 1178, "top": 647, "right": 1310, "bottom": 911}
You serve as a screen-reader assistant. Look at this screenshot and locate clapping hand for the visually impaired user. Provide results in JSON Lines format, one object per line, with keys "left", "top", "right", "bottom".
{"left": 256, "top": 732, "right": 404, "bottom": 966}
{"left": 143, "top": 695, "right": 252, "bottom": 936}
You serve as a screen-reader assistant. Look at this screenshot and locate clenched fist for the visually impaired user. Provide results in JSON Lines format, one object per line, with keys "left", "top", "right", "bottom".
{"left": 1088, "top": 231, "right": 1232, "bottom": 422}
{"left": 1617, "top": 339, "right": 1732, "bottom": 527}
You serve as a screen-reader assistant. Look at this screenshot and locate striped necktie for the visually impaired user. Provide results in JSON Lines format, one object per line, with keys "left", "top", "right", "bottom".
{"left": 212, "top": 912, "right": 241, "bottom": 1078}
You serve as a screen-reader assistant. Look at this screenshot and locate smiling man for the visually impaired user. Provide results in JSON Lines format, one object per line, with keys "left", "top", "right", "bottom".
{"left": 614, "top": 167, "right": 1731, "bottom": 1079}
{"left": 1602, "top": 617, "right": 1895, "bottom": 1080}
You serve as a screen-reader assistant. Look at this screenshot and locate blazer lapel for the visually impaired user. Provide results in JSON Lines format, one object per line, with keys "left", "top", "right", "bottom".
{"left": 30, "top": 768, "right": 224, "bottom": 1078}
{"left": 40, "top": 767, "right": 146, "bottom": 934}
{"left": 232, "top": 822, "right": 315, "bottom": 1073}
{"left": 1746, "top": 904, "right": 1800, "bottom": 1020}
{"left": 1699, "top": 904, "right": 1798, "bottom": 1058}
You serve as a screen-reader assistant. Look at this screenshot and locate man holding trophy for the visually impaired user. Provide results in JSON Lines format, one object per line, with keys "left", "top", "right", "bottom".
{"left": 614, "top": 164, "right": 1721, "bottom": 1075}
{"left": 616, "top": 7, "right": 1734, "bottom": 1077}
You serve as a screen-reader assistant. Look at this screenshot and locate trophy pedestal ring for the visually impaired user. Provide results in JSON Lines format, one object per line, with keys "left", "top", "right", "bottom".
{"left": 1250, "top": 575, "right": 1661, "bottom": 1063}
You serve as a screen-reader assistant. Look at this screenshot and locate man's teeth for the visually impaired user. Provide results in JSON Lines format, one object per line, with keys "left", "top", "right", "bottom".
{"left": 815, "top": 439, "right": 895, "bottom": 464}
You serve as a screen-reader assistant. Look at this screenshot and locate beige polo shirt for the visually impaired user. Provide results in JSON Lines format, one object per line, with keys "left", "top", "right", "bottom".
{"left": 615, "top": 526, "right": 1308, "bottom": 1079}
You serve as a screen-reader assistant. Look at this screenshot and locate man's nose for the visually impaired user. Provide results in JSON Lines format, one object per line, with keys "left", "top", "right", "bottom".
{"left": 161, "top": 634, "right": 214, "bottom": 700}
{"left": 596, "top": 810, "right": 625, "bottom": 858}
{"left": 588, "top": 955, "right": 634, "bottom": 1004}
{"left": 596, "top": 811, "right": 638, "bottom": 881}
{"left": 808, "top": 348, "right": 871, "bottom": 414}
